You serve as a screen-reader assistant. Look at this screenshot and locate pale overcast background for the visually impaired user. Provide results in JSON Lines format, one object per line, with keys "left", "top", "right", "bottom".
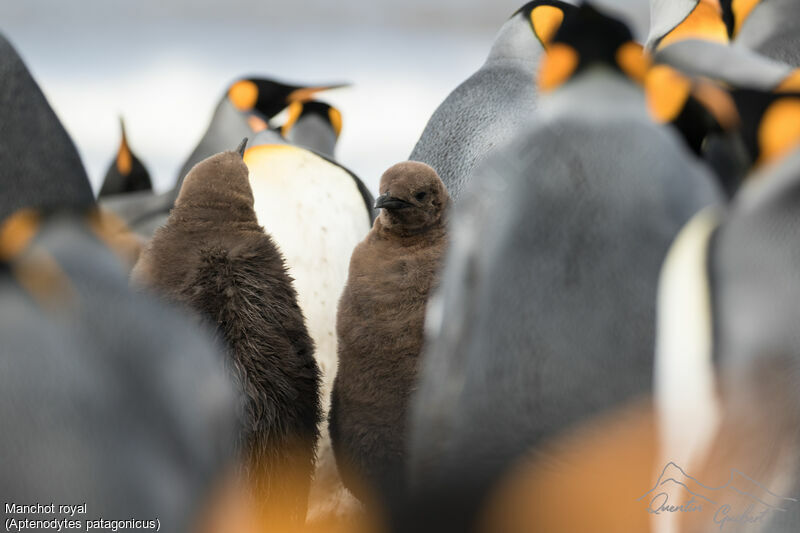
{"left": 0, "top": 0, "right": 649, "bottom": 193}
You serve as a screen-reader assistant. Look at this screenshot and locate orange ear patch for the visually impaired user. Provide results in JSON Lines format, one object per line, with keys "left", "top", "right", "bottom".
{"left": 530, "top": 5, "right": 565, "bottom": 47}
{"left": 758, "top": 97, "right": 800, "bottom": 166}
{"left": 776, "top": 70, "right": 800, "bottom": 92}
{"left": 116, "top": 137, "right": 133, "bottom": 175}
{"left": 731, "top": 0, "right": 761, "bottom": 36}
{"left": 616, "top": 41, "right": 651, "bottom": 85}
{"left": 328, "top": 106, "right": 343, "bottom": 137}
{"left": 645, "top": 65, "right": 692, "bottom": 123}
{"left": 538, "top": 43, "right": 579, "bottom": 92}
{"left": 658, "top": 0, "right": 729, "bottom": 50}
{"left": 228, "top": 80, "right": 259, "bottom": 111}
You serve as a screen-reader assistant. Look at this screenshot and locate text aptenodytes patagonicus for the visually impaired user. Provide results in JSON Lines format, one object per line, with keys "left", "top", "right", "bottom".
{"left": 406, "top": 5, "right": 721, "bottom": 532}
{"left": 409, "top": 1, "right": 577, "bottom": 202}
{"left": 132, "top": 146, "right": 322, "bottom": 528}
{"left": 243, "top": 130, "right": 373, "bottom": 522}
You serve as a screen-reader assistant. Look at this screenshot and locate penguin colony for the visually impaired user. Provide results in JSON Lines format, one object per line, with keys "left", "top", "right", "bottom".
{"left": 3, "top": 1, "right": 800, "bottom": 532}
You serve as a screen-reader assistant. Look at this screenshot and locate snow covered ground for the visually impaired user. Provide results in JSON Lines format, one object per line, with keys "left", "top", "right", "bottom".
{"left": 0, "top": 0, "right": 649, "bottom": 194}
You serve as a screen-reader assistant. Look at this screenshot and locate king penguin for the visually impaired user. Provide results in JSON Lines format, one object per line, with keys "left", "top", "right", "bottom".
{"left": 177, "top": 78, "right": 347, "bottom": 185}
{"left": 243, "top": 127, "right": 374, "bottom": 523}
{"left": 404, "top": 5, "right": 721, "bottom": 532}
{"left": 98, "top": 118, "right": 152, "bottom": 198}
{"left": 654, "top": 124, "right": 800, "bottom": 533}
{"left": 408, "top": 0, "right": 577, "bottom": 202}
{"left": 0, "top": 32, "right": 94, "bottom": 221}
{"left": 279, "top": 100, "right": 343, "bottom": 158}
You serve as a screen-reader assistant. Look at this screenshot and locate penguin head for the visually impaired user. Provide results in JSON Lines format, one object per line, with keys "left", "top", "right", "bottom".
{"left": 375, "top": 162, "right": 449, "bottom": 236}
{"left": 650, "top": 0, "right": 730, "bottom": 51}
{"left": 176, "top": 139, "right": 254, "bottom": 210}
{"left": 513, "top": 0, "right": 578, "bottom": 48}
{"left": 731, "top": 89, "right": 800, "bottom": 169}
{"left": 280, "top": 100, "right": 343, "bottom": 139}
{"left": 226, "top": 77, "right": 348, "bottom": 120}
{"left": 538, "top": 3, "right": 649, "bottom": 92}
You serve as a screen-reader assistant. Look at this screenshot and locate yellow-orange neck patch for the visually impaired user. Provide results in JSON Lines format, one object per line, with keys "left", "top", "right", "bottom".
{"left": 328, "top": 107, "right": 343, "bottom": 137}
{"left": 645, "top": 65, "right": 693, "bottom": 123}
{"left": 731, "top": 0, "right": 761, "bottom": 36}
{"left": 758, "top": 98, "right": 800, "bottom": 166}
{"left": 281, "top": 101, "right": 304, "bottom": 137}
{"left": 616, "top": 42, "right": 651, "bottom": 85}
{"left": 228, "top": 80, "right": 259, "bottom": 111}
{"left": 776, "top": 70, "right": 800, "bottom": 93}
{"left": 538, "top": 43, "right": 579, "bottom": 92}
{"left": 530, "top": 5, "right": 565, "bottom": 47}
{"left": 0, "top": 209, "right": 40, "bottom": 262}
{"left": 658, "top": 0, "right": 729, "bottom": 50}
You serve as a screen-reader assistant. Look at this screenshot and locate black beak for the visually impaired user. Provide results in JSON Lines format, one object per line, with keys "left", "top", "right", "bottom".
{"left": 236, "top": 137, "right": 248, "bottom": 158}
{"left": 375, "top": 194, "right": 411, "bottom": 210}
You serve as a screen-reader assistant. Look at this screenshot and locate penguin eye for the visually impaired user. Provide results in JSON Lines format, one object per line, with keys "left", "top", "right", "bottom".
{"left": 415, "top": 191, "right": 427, "bottom": 201}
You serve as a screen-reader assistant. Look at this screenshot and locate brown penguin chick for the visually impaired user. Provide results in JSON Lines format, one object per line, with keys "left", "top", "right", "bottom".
{"left": 329, "top": 161, "right": 450, "bottom": 512}
{"left": 131, "top": 146, "right": 322, "bottom": 528}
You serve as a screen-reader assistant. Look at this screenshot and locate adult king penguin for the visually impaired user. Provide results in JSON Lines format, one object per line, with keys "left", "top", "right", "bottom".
{"left": 98, "top": 118, "right": 152, "bottom": 198}
{"left": 409, "top": 0, "right": 577, "bottom": 202}
{"left": 405, "top": 5, "right": 721, "bottom": 532}
{"left": 243, "top": 129, "right": 374, "bottom": 523}
{"left": 178, "top": 78, "right": 347, "bottom": 184}
{"left": 0, "top": 32, "right": 94, "bottom": 220}
{"left": 654, "top": 124, "right": 800, "bottom": 533}
{"left": 279, "top": 100, "right": 343, "bottom": 158}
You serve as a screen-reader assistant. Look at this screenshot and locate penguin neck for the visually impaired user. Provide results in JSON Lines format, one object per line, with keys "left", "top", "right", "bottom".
{"left": 657, "top": 0, "right": 729, "bottom": 50}
{"left": 540, "top": 66, "right": 647, "bottom": 122}
{"left": 485, "top": 12, "right": 545, "bottom": 68}
{"left": 648, "top": 0, "right": 709, "bottom": 49}
{"left": 173, "top": 189, "right": 259, "bottom": 227}
{"left": 374, "top": 215, "right": 446, "bottom": 244}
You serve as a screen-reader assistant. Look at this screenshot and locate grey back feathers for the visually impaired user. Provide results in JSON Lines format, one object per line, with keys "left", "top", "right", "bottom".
{"left": 735, "top": 0, "right": 800, "bottom": 67}
{"left": 0, "top": 33, "right": 93, "bottom": 221}
{"left": 0, "top": 213, "right": 236, "bottom": 531}
{"left": 409, "top": 7, "right": 548, "bottom": 202}
{"left": 407, "top": 67, "right": 721, "bottom": 530}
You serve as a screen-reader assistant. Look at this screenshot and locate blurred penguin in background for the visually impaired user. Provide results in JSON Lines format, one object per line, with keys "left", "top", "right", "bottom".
{"left": 406, "top": 4, "right": 720, "bottom": 532}
{"left": 132, "top": 143, "right": 322, "bottom": 529}
{"left": 329, "top": 162, "right": 449, "bottom": 517}
{"left": 0, "top": 32, "right": 94, "bottom": 221}
{"left": 647, "top": 0, "right": 729, "bottom": 51}
{"left": 99, "top": 78, "right": 345, "bottom": 239}
{"left": 279, "top": 100, "right": 343, "bottom": 158}
{"left": 178, "top": 78, "right": 347, "bottom": 184}
{"left": 98, "top": 118, "right": 152, "bottom": 198}
{"left": 409, "top": 0, "right": 578, "bottom": 202}
{"left": 243, "top": 128, "right": 373, "bottom": 523}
